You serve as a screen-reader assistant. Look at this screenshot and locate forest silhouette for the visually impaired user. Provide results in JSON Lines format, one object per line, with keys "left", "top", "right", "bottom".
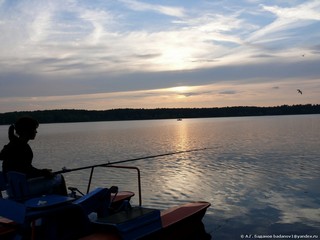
{"left": 1, "top": 104, "right": 319, "bottom": 125}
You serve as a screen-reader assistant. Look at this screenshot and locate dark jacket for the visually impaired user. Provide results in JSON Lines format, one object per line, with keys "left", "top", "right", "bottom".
{"left": 0, "top": 138, "right": 45, "bottom": 178}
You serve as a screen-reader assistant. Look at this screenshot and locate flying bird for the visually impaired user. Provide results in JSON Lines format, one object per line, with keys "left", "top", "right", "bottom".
{"left": 297, "top": 89, "right": 302, "bottom": 94}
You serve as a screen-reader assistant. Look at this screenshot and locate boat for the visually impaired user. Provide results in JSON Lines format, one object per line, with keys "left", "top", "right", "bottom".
{"left": 0, "top": 164, "right": 211, "bottom": 240}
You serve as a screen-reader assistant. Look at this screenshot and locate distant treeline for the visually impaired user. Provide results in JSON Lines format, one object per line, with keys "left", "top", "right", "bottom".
{"left": 0, "top": 104, "right": 319, "bottom": 125}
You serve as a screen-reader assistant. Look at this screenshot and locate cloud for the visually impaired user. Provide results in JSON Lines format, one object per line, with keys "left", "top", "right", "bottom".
{"left": 310, "top": 44, "right": 320, "bottom": 54}
{"left": 247, "top": 1, "right": 320, "bottom": 45}
{"left": 2, "top": 56, "right": 319, "bottom": 99}
{"left": 119, "top": 0, "right": 185, "bottom": 18}
{"left": 219, "top": 90, "right": 237, "bottom": 95}
{"left": 179, "top": 91, "right": 213, "bottom": 98}
{"left": 262, "top": 1, "right": 320, "bottom": 21}
{"left": 133, "top": 53, "right": 162, "bottom": 59}
{"left": 250, "top": 54, "right": 275, "bottom": 58}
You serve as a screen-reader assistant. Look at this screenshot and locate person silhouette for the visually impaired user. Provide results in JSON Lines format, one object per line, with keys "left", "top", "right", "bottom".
{"left": 0, "top": 116, "right": 67, "bottom": 198}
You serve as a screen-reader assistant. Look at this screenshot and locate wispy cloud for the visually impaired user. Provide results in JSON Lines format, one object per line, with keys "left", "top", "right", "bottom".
{"left": 119, "top": 0, "right": 185, "bottom": 17}
{"left": 219, "top": 90, "right": 237, "bottom": 95}
{"left": 248, "top": 1, "right": 320, "bottom": 44}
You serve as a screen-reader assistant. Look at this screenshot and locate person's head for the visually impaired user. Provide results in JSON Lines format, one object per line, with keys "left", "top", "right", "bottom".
{"left": 14, "top": 116, "right": 39, "bottom": 140}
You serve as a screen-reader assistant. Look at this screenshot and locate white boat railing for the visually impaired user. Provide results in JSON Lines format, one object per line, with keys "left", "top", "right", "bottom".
{"left": 60, "top": 165, "right": 142, "bottom": 206}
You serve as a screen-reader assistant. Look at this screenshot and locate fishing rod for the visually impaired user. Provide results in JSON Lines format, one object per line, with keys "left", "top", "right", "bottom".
{"left": 54, "top": 147, "right": 208, "bottom": 175}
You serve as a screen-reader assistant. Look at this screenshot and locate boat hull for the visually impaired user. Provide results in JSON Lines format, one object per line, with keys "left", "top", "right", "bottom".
{"left": 80, "top": 201, "right": 211, "bottom": 240}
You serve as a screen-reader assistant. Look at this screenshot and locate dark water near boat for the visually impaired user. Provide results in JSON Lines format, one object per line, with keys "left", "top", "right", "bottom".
{"left": 1, "top": 115, "right": 319, "bottom": 239}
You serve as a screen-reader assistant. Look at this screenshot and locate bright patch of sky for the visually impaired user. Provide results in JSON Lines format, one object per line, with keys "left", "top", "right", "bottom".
{"left": 0, "top": 0, "right": 319, "bottom": 112}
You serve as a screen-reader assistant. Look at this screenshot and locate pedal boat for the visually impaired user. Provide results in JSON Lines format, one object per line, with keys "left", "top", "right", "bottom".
{"left": 0, "top": 165, "right": 211, "bottom": 240}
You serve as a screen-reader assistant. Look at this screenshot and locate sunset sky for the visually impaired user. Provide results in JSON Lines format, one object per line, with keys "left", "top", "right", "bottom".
{"left": 0, "top": 0, "right": 319, "bottom": 112}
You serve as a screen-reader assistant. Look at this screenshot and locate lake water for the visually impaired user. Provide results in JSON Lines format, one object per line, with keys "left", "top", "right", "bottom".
{"left": 1, "top": 115, "right": 319, "bottom": 239}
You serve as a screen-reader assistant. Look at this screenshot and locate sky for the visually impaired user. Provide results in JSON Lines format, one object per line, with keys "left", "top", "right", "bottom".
{"left": 0, "top": 0, "right": 320, "bottom": 113}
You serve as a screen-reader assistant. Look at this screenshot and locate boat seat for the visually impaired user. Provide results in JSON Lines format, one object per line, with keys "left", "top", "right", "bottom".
{"left": 2, "top": 172, "right": 78, "bottom": 239}
{"left": 6, "top": 171, "right": 30, "bottom": 202}
{"left": 73, "top": 187, "right": 113, "bottom": 218}
{"left": 6, "top": 171, "right": 70, "bottom": 202}
{"left": 93, "top": 207, "right": 162, "bottom": 240}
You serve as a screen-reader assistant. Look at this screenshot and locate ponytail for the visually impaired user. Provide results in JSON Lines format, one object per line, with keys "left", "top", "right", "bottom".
{"left": 8, "top": 124, "right": 17, "bottom": 141}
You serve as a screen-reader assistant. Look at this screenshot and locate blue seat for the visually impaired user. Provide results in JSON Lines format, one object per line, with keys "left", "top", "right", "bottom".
{"left": 6, "top": 171, "right": 30, "bottom": 201}
{"left": 73, "top": 187, "right": 111, "bottom": 218}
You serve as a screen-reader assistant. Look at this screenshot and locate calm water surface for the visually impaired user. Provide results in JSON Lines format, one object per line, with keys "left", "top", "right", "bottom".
{"left": 1, "top": 115, "right": 319, "bottom": 239}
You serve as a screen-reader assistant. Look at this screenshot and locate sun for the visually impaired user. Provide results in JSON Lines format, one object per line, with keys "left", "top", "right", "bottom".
{"left": 154, "top": 45, "right": 196, "bottom": 70}
{"left": 170, "top": 86, "right": 190, "bottom": 93}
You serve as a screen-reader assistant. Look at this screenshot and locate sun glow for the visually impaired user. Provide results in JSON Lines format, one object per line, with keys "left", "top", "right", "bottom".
{"left": 169, "top": 86, "right": 192, "bottom": 93}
